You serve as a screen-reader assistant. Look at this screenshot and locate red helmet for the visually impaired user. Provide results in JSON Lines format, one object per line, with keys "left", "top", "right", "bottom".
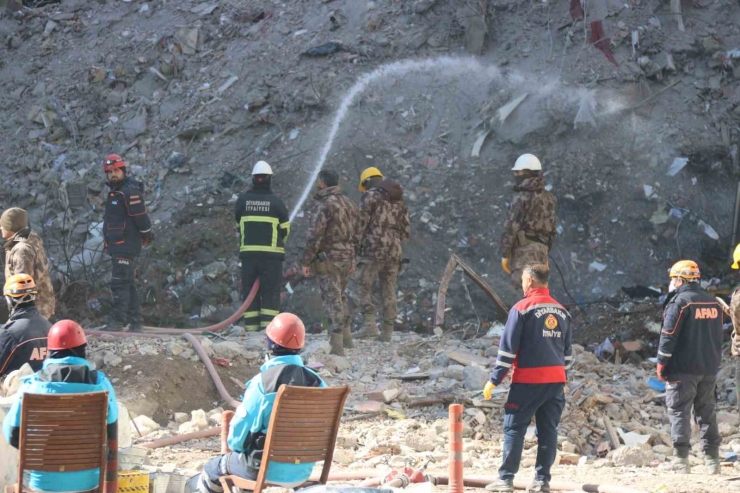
{"left": 48, "top": 320, "right": 87, "bottom": 351}
{"left": 103, "top": 154, "right": 126, "bottom": 172}
{"left": 265, "top": 313, "right": 305, "bottom": 350}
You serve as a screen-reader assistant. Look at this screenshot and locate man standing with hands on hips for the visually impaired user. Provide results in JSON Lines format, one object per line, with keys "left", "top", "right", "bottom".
{"left": 483, "top": 263, "right": 572, "bottom": 493}
{"left": 656, "top": 260, "right": 723, "bottom": 474}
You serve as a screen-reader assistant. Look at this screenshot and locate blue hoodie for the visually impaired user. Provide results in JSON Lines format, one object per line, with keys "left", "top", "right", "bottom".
{"left": 227, "top": 354, "right": 325, "bottom": 483}
{"left": 2, "top": 356, "right": 118, "bottom": 492}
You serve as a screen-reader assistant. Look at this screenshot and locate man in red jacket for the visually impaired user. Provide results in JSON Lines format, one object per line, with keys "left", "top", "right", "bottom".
{"left": 483, "top": 263, "right": 572, "bottom": 493}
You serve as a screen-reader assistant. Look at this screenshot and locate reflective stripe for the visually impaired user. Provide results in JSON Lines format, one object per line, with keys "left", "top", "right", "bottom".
{"left": 239, "top": 215, "right": 285, "bottom": 253}
{"left": 199, "top": 472, "right": 224, "bottom": 493}
{"left": 658, "top": 351, "right": 672, "bottom": 358}
{"left": 260, "top": 320, "right": 271, "bottom": 327}
{"left": 498, "top": 350, "right": 516, "bottom": 358}
{"left": 243, "top": 311, "right": 260, "bottom": 319}
{"left": 260, "top": 308, "right": 279, "bottom": 316}
{"left": 564, "top": 355, "right": 573, "bottom": 360}
{"left": 495, "top": 361, "right": 512, "bottom": 368}
{"left": 245, "top": 325, "right": 260, "bottom": 332}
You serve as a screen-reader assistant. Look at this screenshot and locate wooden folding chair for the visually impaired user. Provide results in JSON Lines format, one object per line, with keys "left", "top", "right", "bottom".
{"left": 220, "top": 385, "right": 350, "bottom": 493}
{"left": 5, "top": 391, "right": 109, "bottom": 493}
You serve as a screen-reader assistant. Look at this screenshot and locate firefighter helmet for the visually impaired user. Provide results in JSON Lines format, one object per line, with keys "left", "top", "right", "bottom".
{"left": 48, "top": 320, "right": 87, "bottom": 351}
{"left": 733, "top": 244, "right": 740, "bottom": 270}
{"left": 669, "top": 260, "right": 701, "bottom": 280}
{"left": 103, "top": 154, "right": 126, "bottom": 172}
{"left": 252, "top": 161, "right": 273, "bottom": 175}
{"left": 358, "top": 167, "right": 383, "bottom": 191}
{"left": 265, "top": 313, "right": 305, "bottom": 350}
{"left": 511, "top": 153, "right": 542, "bottom": 171}
{"left": 3, "top": 274, "right": 37, "bottom": 305}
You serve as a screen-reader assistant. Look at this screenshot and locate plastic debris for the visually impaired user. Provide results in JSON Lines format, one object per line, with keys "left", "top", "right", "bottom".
{"left": 471, "top": 130, "right": 490, "bottom": 157}
{"left": 495, "top": 94, "right": 529, "bottom": 124}
{"left": 667, "top": 157, "right": 689, "bottom": 176}
{"left": 617, "top": 428, "right": 651, "bottom": 446}
{"left": 589, "top": 261, "right": 607, "bottom": 272}
{"left": 648, "top": 377, "right": 666, "bottom": 392}
{"left": 574, "top": 92, "right": 597, "bottom": 128}
{"left": 595, "top": 337, "right": 615, "bottom": 361}
{"left": 698, "top": 220, "right": 720, "bottom": 240}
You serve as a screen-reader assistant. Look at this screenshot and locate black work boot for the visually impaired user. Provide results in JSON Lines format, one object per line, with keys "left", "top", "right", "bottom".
{"left": 527, "top": 479, "right": 550, "bottom": 493}
{"left": 485, "top": 478, "right": 514, "bottom": 492}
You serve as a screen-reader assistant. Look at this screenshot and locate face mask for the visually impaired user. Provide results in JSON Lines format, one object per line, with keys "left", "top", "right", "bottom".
{"left": 668, "top": 279, "right": 678, "bottom": 293}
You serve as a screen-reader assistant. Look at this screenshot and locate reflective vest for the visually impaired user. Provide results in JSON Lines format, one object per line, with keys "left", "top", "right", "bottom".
{"left": 235, "top": 187, "right": 290, "bottom": 259}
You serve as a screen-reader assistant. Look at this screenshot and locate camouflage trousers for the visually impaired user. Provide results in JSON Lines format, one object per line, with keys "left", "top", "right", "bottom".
{"left": 315, "top": 259, "right": 353, "bottom": 335}
{"left": 357, "top": 258, "right": 400, "bottom": 326}
{"left": 510, "top": 242, "right": 549, "bottom": 289}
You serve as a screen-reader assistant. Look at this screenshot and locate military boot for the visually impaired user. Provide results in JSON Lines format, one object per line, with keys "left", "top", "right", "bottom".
{"left": 705, "top": 457, "right": 721, "bottom": 475}
{"left": 354, "top": 314, "right": 379, "bottom": 339}
{"left": 379, "top": 322, "right": 394, "bottom": 343}
{"left": 329, "top": 333, "right": 345, "bottom": 356}
{"left": 660, "top": 457, "right": 690, "bottom": 474}
{"left": 342, "top": 323, "right": 354, "bottom": 349}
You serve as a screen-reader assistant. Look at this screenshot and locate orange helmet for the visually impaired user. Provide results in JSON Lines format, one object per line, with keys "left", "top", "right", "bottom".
{"left": 3, "top": 274, "right": 37, "bottom": 298}
{"left": 103, "top": 154, "right": 126, "bottom": 172}
{"left": 669, "top": 260, "right": 701, "bottom": 280}
{"left": 48, "top": 320, "right": 87, "bottom": 351}
{"left": 265, "top": 313, "right": 305, "bottom": 350}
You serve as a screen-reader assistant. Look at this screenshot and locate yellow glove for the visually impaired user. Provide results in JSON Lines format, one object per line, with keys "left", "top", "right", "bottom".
{"left": 483, "top": 382, "right": 496, "bottom": 400}
{"left": 501, "top": 258, "right": 511, "bottom": 275}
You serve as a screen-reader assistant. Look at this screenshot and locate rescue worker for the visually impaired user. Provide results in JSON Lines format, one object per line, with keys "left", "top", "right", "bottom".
{"left": 1, "top": 207, "right": 56, "bottom": 320}
{"left": 301, "top": 170, "right": 359, "bottom": 356}
{"left": 354, "top": 167, "right": 410, "bottom": 342}
{"left": 187, "top": 313, "right": 325, "bottom": 493}
{"left": 102, "top": 154, "right": 154, "bottom": 332}
{"left": 483, "top": 263, "right": 572, "bottom": 493}
{"left": 656, "top": 260, "right": 723, "bottom": 474}
{"left": 500, "top": 154, "right": 557, "bottom": 290}
{"left": 2, "top": 320, "right": 119, "bottom": 492}
{"left": 236, "top": 161, "right": 290, "bottom": 332}
{"left": 0, "top": 274, "right": 51, "bottom": 377}
{"left": 729, "top": 244, "right": 740, "bottom": 415}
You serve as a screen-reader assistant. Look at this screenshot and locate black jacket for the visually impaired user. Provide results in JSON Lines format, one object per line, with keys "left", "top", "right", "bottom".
{"left": 657, "top": 283, "right": 723, "bottom": 377}
{"left": 104, "top": 177, "right": 152, "bottom": 257}
{"left": 0, "top": 305, "right": 51, "bottom": 377}
{"left": 235, "top": 183, "right": 290, "bottom": 260}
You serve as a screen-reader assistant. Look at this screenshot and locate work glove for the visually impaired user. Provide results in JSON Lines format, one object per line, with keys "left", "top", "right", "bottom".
{"left": 483, "top": 382, "right": 496, "bottom": 400}
{"left": 656, "top": 363, "right": 667, "bottom": 382}
{"left": 142, "top": 231, "right": 155, "bottom": 245}
{"left": 501, "top": 258, "right": 511, "bottom": 275}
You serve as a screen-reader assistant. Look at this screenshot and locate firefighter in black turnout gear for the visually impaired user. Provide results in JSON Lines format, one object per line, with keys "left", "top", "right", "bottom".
{"left": 235, "top": 161, "right": 290, "bottom": 331}
{"left": 102, "top": 154, "right": 154, "bottom": 332}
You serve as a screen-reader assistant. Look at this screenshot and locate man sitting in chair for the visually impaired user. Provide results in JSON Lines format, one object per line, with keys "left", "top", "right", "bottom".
{"left": 188, "top": 312, "right": 326, "bottom": 493}
{"left": 2, "top": 320, "right": 119, "bottom": 492}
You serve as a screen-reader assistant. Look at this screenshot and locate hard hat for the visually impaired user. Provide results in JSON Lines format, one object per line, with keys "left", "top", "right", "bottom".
{"left": 733, "top": 244, "right": 740, "bottom": 270}
{"left": 358, "top": 167, "right": 383, "bottom": 191}
{"left": 265, "top": 313, "right": 305, "bottom": 350}
{"left": 252, "top": 161, "right": 273, "bottom": 176}
{"left": 669, "top": 260, "right": 701, "bottom": 280}
{"left": 511, "top": 154, "right": 542, "bottom": 171}
{"left": 3, "top": 274, "right": 37, "bottom": 298}
{"left": 48, "top": 320, "right": 87, "bottom": 351}
{"left": 103, "top": 154, "right": 126, "bottom": 172}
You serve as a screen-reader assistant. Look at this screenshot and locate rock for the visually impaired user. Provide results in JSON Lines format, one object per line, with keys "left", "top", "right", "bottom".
{"left": 333, "top": 448, "right": 355, "bottom": 465}
{"left": 463, "top": 365, "right": 489, "bottom": 391}
{"left": 321, "top": 354, "right": 352, "bottom": 373}
{"left": 174, "top": 412, "right": 189, "bottom": 424}
{"left": 612, "top": 444, "right": 653, "bottom": 467}
{"left": 413, "top": 0, "right": 438, "bottom": 14}
{"left": 443, "top": 364, "right": 464, "bottom": 381}
{"left": 245, "top": 86, "right": 269, "bottom": 110}
{"left": 123, "top": 114, "right": 147, "bottom": 140}
{"left": 445, "top": 349, "right": 492, "bottom": 367}
{"left": 43, "top": 20, "right": 58, "bottom": 36}
{"left": 355, "top": 401, "right": 384, "bottom": 413}
{"left": 407, "top": 435, "right": 436, "bottom": 452}
{"left": 203, "top": 261, "right": 228, "bottom": 279}
{"left": 558, "top": 453, "right": 581, "bottom": 465}
{"left": 168, "top": 342, "right": 186, "bottom": 356}
{"left": 103, "top": 351, "right": 122, "bottom": 368}
{"left": 337, "top": 435, "right": 358, "bottom": 449}
{"left": 718, "top": 412, "right": 740, "bottom": 427}
{"left": 562, "top": 441, "right": 579, "bottom": 454}
{"left": 133, "top": 415, "right": 160, "bottom": 436}
{"left": 719, "top": 422, "right": 737, "bottom": 437}
{"left": 212, "top": 341, "right": 248, "bottom": 359}
{"left": 652, "top": 445, "right": 672, "bottom": 456}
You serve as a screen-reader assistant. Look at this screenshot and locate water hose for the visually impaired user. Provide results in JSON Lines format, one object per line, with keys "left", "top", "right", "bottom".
{"left": 183, "top": 332, "right": 242, "bottom": 408}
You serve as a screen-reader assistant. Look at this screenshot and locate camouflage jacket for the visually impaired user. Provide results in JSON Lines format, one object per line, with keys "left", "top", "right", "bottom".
{"left": 356, "top": 180, "right": 411, "bottom": 262}
{"left": 4, "top": 228, "right": 56, "bottom": 319}
{"left": 302, "top": 186, "right": 359, "bottom": 266}
{"left": 730, "top": 288, "right": 740, "bottom": 357}
{"left": 500, "top": 176, "right": 558, "bottom": 258}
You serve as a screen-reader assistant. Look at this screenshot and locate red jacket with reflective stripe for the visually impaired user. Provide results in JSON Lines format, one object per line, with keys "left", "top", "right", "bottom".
{"left": 490, "top": 287, "right": 572, "bottom": 385}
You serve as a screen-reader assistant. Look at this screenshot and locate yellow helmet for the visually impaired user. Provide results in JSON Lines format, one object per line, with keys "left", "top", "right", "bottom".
{"left": 669, "top": 260, "right": 701, "bottom": 280}
{"left": 733, "top": 244, "right": 740, "bottom": 270}
{"left": 358, "top": 167, "right": 383, "bottom": 192}
{"left": 3, "top": 274, "right": 38, "bottom": 303}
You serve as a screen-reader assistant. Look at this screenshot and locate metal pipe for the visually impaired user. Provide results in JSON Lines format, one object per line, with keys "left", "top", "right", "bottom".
{"left": 448, "top": 404, "right": 464, "bottom": 493}
{"left": 434, "top": 475, "right": 648, "bottom": 493}
{"left": 139, "top": 427, "right": 220, "bottom": 449}
{"left": 732, "top": 180, "right": 740, "bottom": 259}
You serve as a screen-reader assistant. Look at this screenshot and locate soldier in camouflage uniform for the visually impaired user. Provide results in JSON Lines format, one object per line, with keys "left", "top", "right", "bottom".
{"left": 500, "top": 154, "right": 557, "bottom": 291}
{"left": 302, "top": 170, "right": 359, "bottom": 356}
{"left": 354, "top": 167, "right": 411, "bottom": 342}
{"left": 729, "top": 244, "right": 740, "bottom": 414}
{"left": 1, "top": 208, "right": 56, "bottom": 320}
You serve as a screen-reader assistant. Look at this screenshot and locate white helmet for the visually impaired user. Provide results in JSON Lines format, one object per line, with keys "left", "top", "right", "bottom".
{"left": 252, "top": 161, "right": 273, "bottom": 175}
{"left": 511, "top": 154, "right": 542, "bottom": 171}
